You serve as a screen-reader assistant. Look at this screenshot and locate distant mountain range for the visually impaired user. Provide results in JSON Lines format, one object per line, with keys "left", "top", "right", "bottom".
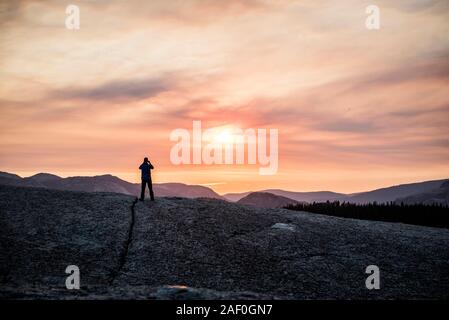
{"left": 0, "top": 171, "right": 223, "bottom": 200}
{"left": 224, "top": 190, "right": 344, "bottom": 203}
{"left": 224, "top": 179, "right": 449, "bottom": 205}
{"left": 0, "top": 171, "right": 447, "bottom": 205}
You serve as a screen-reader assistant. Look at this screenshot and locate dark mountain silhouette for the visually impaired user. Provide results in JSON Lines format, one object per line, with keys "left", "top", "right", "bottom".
{"left": 154, "top": 182, "right": 223, "bottom": 199}
{"left": 1, "top": 171, "right": 447, "bottom": 204}
{"left": 24, "top": 173, "right": 62, "bottom": 184}
{"left": 265, "top": 189, "right": 345, "bottom": 202}
{"left": 222, "top": 191, "right": 252, "bottom": 202}
{"left": 0, "top": 171, "right": 25, "bottom": 187}
{"left": 396, "top": 180, "right": 449, "bottom": 205}
{"left": 237, "top": 192, "right": 299, "bottom": 208}
{"left": 1, "top": 184, "right": 448, "bottom": 299}
{"left": 346, "top": 179, "right": 448, "bottom": 204}
{"left": 224, "top": 179, "right": 448, "bottom": 204}
{"left": 0, "top": 172, "right": 21, "bottom": 180}
{"left": 0, "top": 171, "right": 223, "bottom": 200}
{"left": 224, "top": 190, "right": 344, "bottom": 202}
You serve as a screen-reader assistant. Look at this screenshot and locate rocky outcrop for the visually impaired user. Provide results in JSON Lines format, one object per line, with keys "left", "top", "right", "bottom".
{"left": 1, "top": 184, "right": 449, "bottom": 299}
{"left": 0, "top": 185, "right": 132, "bottom": 289}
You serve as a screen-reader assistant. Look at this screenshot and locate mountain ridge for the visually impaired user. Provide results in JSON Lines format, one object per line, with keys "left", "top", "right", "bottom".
{"left": 1, "top": 171, "right": 447, "bottom": 204}
{"left": 0, "top": 171, "right": 223, "bottom": 200}
{"left": 237, "top": 191, "right": 299, "bottom": 208}
{"left": 396, "top": 180, "right": 449, "bottom": 205}
{"left": 224, "top": 179, "right": 448, "bottom": 204}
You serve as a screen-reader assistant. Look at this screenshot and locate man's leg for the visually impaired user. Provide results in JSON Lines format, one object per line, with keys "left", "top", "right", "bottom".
{"left": 149, "top": 179, "right": 155, "bottom": 201}
{"left": 140, "top": 179, "right": 146, "bottom": 201}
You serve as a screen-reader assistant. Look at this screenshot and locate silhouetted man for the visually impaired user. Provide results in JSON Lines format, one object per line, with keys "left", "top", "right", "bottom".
{"left": 139, "top": 157, "right": 154, "bottom": 201}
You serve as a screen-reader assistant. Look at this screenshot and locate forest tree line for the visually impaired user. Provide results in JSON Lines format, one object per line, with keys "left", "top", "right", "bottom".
{"left": 285, "top": 201, "right": 449, "bottom": 229}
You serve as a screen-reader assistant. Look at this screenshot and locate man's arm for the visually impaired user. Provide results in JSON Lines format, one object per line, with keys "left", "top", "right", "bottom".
{"left": 149, "top": 162, "right": 154, "bottom": 169}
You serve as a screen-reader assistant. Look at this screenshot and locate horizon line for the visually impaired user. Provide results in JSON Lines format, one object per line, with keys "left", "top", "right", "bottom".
{"left": 1, "top": 170, "right": 448, "bottom": 196}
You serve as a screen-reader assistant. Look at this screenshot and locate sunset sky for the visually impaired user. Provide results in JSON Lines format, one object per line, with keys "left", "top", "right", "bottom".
{"left": 1, "top": 0, "right": 449, "bottom": 194}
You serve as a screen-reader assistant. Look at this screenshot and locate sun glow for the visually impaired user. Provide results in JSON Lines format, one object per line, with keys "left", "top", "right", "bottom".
{"left": 202, "top": 125, "right": 240, "bottom": 146}
{"left": 214, "top": 130, "right": 234, "bottom": 144}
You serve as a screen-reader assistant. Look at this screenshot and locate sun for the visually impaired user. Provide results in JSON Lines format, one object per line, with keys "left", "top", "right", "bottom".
{"left": 214, "top": 130, "right": 234, "bottom": 144}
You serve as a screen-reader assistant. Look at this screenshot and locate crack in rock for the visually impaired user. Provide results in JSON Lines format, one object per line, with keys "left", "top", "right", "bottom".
{"left": 109, "top": 197, "right": 138, "bottom": 284}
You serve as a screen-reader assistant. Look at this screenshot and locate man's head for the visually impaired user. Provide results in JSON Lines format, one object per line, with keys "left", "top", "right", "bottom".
{"left": 144, "top": 157, "right": 149, "bottom": 163}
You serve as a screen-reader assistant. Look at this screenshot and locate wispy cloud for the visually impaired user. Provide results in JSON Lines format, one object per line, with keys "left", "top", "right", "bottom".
{"left": 51, "top": 76, "right": 175, "bottom": 102}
